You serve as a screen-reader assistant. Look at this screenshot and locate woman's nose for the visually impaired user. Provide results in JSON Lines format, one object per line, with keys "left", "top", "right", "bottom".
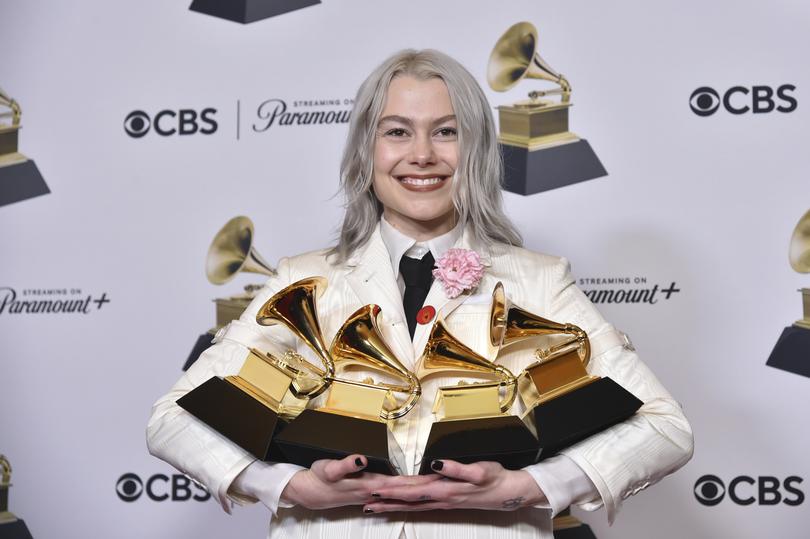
{"left": 409, "top": 134, "right": 436, "bottom": 166}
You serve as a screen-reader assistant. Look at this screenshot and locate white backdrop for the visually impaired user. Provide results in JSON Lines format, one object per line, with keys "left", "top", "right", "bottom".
{"left": 2, "top": 0, "right": 809, "bottom": 537}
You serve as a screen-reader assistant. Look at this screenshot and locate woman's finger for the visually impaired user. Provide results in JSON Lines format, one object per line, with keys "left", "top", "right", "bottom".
{"left": 428, "top": 459, "right": 497, "bottom": 484}
{"left": 315, "top": 454, "right": 367, "bottom": 483}
{"left": 363, "top": 500, "right": 450, "bottom": 513}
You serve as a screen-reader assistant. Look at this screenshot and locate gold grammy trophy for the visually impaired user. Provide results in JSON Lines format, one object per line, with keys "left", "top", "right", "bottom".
{"left": 767, "top": 209, "right": 810, "bottom": 377}
{"left": 0, "top": 455, "right": 33, "bottom": 539}
{"left": 487, "top": 22, "right": 606, "bottom": 196}
{"left": 184, "top": 215, "right": 276, "bottom": 370}
{"left": 416, "top": 318, "right": 540, "bottom": 474}
{"left": 271, "top": 304, "right": 421, "bottom": 475}
{"left": 0, "top": 86, "right": 49, "bottom": 207}
{"left": 177, "top": 277, "right": 333, "bottom": 461}
{"left": 490, "top": 282, "right": 641, "bottom": 458}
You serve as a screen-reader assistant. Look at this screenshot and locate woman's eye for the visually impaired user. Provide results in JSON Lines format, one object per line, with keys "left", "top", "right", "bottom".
{"left": 435, "top": 127, "right": 458, "bottom": 138}
{"left": 384, "top": 128, "right": 409, "bottom": 137}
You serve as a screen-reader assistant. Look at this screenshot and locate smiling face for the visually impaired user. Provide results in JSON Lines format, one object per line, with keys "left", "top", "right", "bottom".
{"left": 372, "top": 75, "right": 459, "bottom": 241}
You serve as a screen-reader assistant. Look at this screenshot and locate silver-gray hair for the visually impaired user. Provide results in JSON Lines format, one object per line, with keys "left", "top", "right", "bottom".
{"left": 329, "top": 49, "right": 522, "bottom": 263}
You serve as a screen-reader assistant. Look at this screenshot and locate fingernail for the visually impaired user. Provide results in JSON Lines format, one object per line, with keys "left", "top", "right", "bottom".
{"left": 431, "top": 460, "right": 443, "bottom": 471}
{"left": 371, "top": 492, "right": 381, "bottom": 498}
{"left": 355, "top": 457, "right": 363, "bottom": 467}
{"left": 363, "top": 507, "right": 374, "bottom": 514}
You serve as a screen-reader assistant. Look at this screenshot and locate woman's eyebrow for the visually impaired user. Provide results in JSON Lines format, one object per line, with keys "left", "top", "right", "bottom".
{"left": 378, "top": 114, "right": 457, "bottom": 126}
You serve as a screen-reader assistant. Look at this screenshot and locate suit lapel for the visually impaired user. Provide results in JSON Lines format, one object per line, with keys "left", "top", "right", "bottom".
{"left": 344, "top": 226, "right": 415, "bottom": 366}
{"left": 411, "top": 227, "right": 493, "bottom": 358}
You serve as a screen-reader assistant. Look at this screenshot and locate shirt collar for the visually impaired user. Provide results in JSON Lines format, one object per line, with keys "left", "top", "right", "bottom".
{"left": 379, "top": 216, "right": 463, "bottom": 271}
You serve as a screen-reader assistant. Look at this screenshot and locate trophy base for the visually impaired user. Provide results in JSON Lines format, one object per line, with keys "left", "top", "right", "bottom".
{"left": 273, "top": 409, "right": 403, "bottom": 475}
{"left": 183, "top": 331, "right": 215, "bottom": 371}
{"left": 418, "top": 415, "right": 539, "bottom": 474}
{"left": 532, "top": 377, "right": 642, "bottom": 459}
{"left": 766, "top": 325, "right": 810, "bottom": 378}
{"left": 554, "top": 523, "right": 597, "bottom": 539}
{"left": 0, "top": 519, "right": 34, "bottom": 539}
{"left": 500, "top": 140, "right": 606, "bottom": 196}
{"left": 177, "top": 377, "right": 288, "bottom": 461}
{"left": 189, "top": 0, "right": 320, "bottom": 23}
{"left": 0, "top": 159, "right": 49, "bottom": 208}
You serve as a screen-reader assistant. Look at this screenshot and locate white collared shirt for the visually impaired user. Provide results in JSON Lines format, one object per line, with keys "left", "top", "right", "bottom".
{"left": 379, "top": 216, "right": 463, "bottom": 297}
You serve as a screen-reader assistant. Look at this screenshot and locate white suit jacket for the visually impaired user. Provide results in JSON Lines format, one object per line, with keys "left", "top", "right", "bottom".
{"left": 147, "top": 224, "right": 694, "bottom": 539}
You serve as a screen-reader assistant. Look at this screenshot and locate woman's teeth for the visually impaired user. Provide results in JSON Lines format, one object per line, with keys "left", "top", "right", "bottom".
{"left": 399, "top": 177, "right": 444, "bottom": 186}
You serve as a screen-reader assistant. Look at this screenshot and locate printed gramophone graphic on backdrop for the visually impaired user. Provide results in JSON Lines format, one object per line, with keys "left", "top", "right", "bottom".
{"left": 767, "top": 209, "right": 810, "bottom": 378}
{"left": 188, "top": 0, "right": 320, "bottom": 24}
{"left": 1, "top": 455, "right": 33, "bottom": 539}
{"left": 487, "top": 22, "right": 607, "bottom": 196}
{"left": 0, "top": 86, "right": 49, "bottom": 208}
{"left": 184, "top": 216, "right": 275, "bottom": 370}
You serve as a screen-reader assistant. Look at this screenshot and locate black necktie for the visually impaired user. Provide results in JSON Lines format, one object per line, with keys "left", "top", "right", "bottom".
{"left": 399, "top": 251, "right": 435, "bottom": 339}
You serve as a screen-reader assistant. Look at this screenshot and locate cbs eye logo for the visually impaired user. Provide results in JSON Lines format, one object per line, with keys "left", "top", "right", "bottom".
{"left": 116, "top": 472, "right": 211, "bottom": 502}
{"left": 689, "top": 85, "right": 797, "bottom": 116}
{"left": 694, "top": 474, "right": 804, "bottom": 507}
{"left": 124, "top": 108, "right": 218, "bottom": 138}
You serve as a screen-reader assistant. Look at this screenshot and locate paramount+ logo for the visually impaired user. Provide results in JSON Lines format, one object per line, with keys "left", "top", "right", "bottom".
{"left": 124, "top": 108, "right": 218, "bottom": 138}
{"left": 693, "top": 474, "right": 804, "bottom": 507}
{"left": 689, "top": 84, "right": 797, "bottom": 116}
{"left": 116, "top": 472, "right": 211, "bottom": 503}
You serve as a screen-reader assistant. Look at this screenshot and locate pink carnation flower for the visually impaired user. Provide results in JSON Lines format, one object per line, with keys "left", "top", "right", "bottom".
{"left": 432, "top": 248, "right": 484, "bottom": 299}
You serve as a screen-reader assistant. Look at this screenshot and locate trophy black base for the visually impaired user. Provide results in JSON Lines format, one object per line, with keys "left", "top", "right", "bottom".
{"left": 500, "top": 140, "right": 606, "bottom": 196}
{"left": 767, "top": 325, "right": 810, "bottom": 378}
{"left": 183, "top": 332, "right": 215, "bottom": 371}
{"left": 0, "top": 160, "right": 49, "bottom": 208}
{"left": 189, "top": 0, "right": 320, "bottom": 23}
{"left": 533, "top": 377, "right": 642, "bottom": 460}
{"left": 0, "top": 519, "right": 34, "bottom": 539}
{"left": 273, "top": 409, "right": 402, "bottom": 475}
{"left": 177, "top": 377, "right": 288, "bottom": 461}
{"left": 554, "top": 524, "right": 597, "bottom": 539}
{"left": 418, "top": 415, "right": 539, "bottom": 474}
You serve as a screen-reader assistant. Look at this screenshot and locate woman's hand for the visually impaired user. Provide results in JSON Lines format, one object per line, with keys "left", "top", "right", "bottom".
{"left": 280, "top": 454, "right": 442, "bottom": 510}
{"left": 362, "top": 460, "right": 547, "bottom": 513}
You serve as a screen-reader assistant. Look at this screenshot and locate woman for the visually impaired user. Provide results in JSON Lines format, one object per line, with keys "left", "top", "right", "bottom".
{"left": 147, "top": 49, "right": 693, "bottom": 538}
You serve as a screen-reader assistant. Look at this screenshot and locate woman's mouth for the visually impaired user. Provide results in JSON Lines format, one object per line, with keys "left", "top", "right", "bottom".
{"left": 395, "top": 175, "right": 450, "bottom": 192}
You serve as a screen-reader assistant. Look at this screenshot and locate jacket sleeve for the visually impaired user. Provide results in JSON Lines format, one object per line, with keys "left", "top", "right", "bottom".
{"left": 547, "top": 258, "right": 694, "bottom": 524}
{"left": 145, "top": 257, "right": 304, "bottom": 513}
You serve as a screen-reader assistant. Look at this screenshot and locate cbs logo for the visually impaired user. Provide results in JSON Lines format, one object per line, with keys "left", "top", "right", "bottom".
{"left": 124, "top": 108, "right": 218, "bottom": 138}
{"left": 689, "top": 85, "right": 797, "bottom": 116}
{"left": 694, "top": 474, "right": 804, "bottom": 506}
{"left": 116, "top": 472, "right": 211, "bottom": 502}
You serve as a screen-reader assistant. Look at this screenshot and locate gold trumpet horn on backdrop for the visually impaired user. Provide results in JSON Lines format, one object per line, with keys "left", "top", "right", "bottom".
{"left": 330, "top": 304, "right": 421, "bottom": 420}
{"left": 487, "top": 21, "right": 571, "bottom": 104}
{"left": 206, "top": 215, "right": 275, "bottom": 285}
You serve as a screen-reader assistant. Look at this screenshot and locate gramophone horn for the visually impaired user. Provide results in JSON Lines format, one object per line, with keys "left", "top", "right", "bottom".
{"left": 489, "top": 281, "right": 591, "bottom": 367}
{"left": 206, "top": 216, "right": 275, "bottom": 285}
{"left": 330, "top": 304, "right": 421, "bottom": 420}
{"left": 487, "top": 21, "right": 571, "bottom": 101}
{"left": 789, "top": 209, "right": 810, "bottom": 273}
{"left": 419, "top": 318, "right": 517, "bottom": 414}
{"left": 256, "top": 277, "right": 335, "bottom": 394}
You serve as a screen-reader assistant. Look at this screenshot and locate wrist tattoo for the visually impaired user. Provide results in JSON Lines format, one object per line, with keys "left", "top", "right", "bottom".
{"left": 418, "top": 495, "right": 432, "bottom": 501}
{"left": 501, "top": 496, "right": 524, "bottom": 509}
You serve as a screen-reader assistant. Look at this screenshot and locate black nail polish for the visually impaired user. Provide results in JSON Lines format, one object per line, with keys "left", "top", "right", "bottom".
{"left": 364, "top": 507, "right": 374, "bottom": 513}
{"left": 371, "top": 492, "right": 381, "bottom": 498}
{"left": 431, "top": 460, "right": 443, "bottom": 471}
{"left": 355, "top": 457, "right": 363, "bottom": 467}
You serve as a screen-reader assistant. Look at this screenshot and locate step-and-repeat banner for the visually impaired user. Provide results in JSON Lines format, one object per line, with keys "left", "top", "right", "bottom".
{"left": 2, "top": 1, "right": 808, "bottom": 537}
